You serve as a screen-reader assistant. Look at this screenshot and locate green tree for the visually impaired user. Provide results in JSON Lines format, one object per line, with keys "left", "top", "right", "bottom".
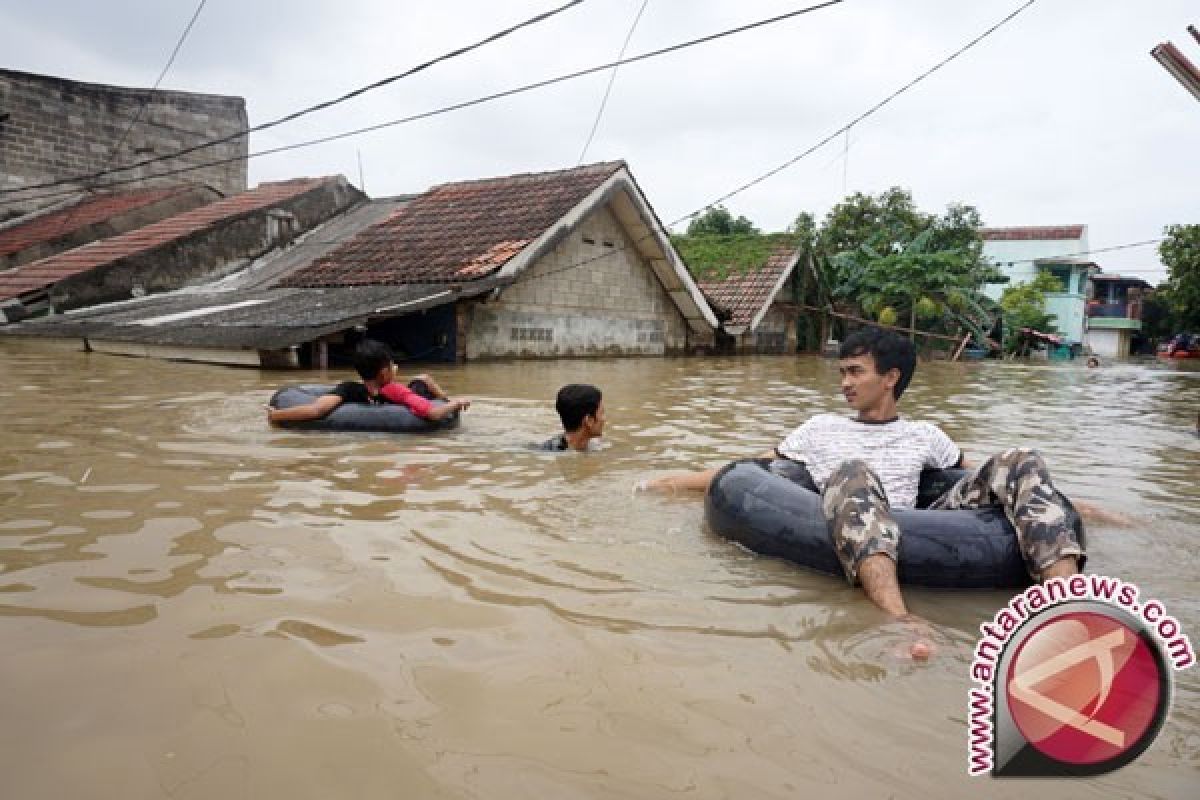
{"left": 686, "top": 205, "right": 759, "bottom": 236}
{"left": 831, "top": 227, "right": 1005, "bottom": 346}
{"left": 1140, "top": 287, "right": 1175, "bottom": 340}
{"left": 816, "top": 187, "right": 928, "bottom": 258}
{"left": 999, "top": 271, "right": 1063, "bottom": 353}
{"left": 1159, "top": 224, "right": 1200, "bottom": 330}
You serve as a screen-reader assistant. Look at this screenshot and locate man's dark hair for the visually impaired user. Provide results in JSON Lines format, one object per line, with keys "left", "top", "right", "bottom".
{"left": 555, "top": 384, "right": 602, "bottom": 432}
{"left": 352, "top": 339, "right": 394, "bottom": 381}
{"left": 838, "top": 328, "right": 916, "bottom": 399}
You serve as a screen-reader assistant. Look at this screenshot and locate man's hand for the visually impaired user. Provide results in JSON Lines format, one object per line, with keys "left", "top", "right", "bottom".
{"left": 1073, "top": 500, "right": 1134, "bottom": 527}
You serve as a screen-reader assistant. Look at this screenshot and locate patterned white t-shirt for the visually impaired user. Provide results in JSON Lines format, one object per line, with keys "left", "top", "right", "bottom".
{"left": 776, "top": 414, "right": 961, "bottom": 509}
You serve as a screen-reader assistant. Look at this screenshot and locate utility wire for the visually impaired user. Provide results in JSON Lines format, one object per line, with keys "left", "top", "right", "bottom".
{"left": 679, "top": 0, "right": 1039, "bottom": 223}
{"left": 577, "top": 0, "right": 650, "bottom": 165}
{"left": 517, "top": 0, "right": 1041, "bottom": 288}
{"left": 2, "top": 0, "right": 586, "bottom": 198}
{"left": 52, "top": 0, "right": 207, "bottom": 235}
{"left": 102, "top": 0, "right": 208, "bottom": 183}
{"left": 5, "top": 0, "right": 849, "bottom": 207}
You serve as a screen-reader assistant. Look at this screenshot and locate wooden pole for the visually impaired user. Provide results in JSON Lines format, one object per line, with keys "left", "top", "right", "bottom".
{"left": 951, "top": 330, "right": 971, "bottom": 362}
{"left": 796, "top": 303, "right": 963, "bottom": 343}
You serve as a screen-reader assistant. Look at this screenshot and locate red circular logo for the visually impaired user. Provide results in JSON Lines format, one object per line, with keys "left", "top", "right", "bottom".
{"left": 1005, "top": 610, "right": 1165, "bottom": 766}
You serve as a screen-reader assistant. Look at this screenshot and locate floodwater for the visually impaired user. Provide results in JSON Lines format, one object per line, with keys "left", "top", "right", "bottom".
{"left": 0, "top": 338, "right": 1197, "bottom": 800}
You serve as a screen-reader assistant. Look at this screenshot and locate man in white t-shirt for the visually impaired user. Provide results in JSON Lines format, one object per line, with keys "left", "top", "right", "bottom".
{"left": 645, "top": 328, "right": 1089, "bottom": 657}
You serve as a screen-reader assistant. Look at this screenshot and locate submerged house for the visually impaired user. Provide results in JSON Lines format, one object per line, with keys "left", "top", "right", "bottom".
{"left": 0, "top": 185, "right": 221, "bottom": 272}
{"left": 1, "top": 162, "right": 717, "bottom": 366}
{"left": 1085, "top": 273, "right": 1152, "bottom": 358}
{"left": 0, "top": 177, "right": 362, "bottom": 323}
{"left": 981, "top": 225, "right": 1096, "bottom": 345}
{"left": 695, "top": 244, "right": 803, "bottom": 353}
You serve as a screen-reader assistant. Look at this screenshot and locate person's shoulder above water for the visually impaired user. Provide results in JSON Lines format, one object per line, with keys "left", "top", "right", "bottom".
{"left": 532, "top": 434, "right": 570, "bottom": 451}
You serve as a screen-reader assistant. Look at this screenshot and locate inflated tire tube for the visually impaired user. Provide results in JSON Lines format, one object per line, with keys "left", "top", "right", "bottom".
{"left": 268, "top": 385, "right": 460, "bottom": 433}
{"left": 704, "top": 459, "right": 1084, "bottom": 589}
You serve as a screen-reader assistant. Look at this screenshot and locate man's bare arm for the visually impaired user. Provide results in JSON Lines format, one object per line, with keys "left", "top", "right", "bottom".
{"left": 641, "top": 450, "right": 777, "bottom": 493}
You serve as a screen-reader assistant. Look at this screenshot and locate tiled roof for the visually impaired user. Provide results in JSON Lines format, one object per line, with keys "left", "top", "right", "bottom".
{"left": 0, "top": 178, "right": 334, "bottom": 301}
{"left": 696, "top": 245, "right": 798, "bottom": 329}
{"left": 981, "top": 225, "right": 1085, "bottom": 241}
{"left": 281, "top": 162, "right": 625, "bottom": 287}
{"left": 0, "top": 187, "right": 201, "bottom": 259}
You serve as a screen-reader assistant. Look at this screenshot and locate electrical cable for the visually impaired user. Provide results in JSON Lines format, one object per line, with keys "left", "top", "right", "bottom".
{"left": 5, "top": 0, "right": 848, "bottom": 207}
{"left": 2, "top": 0, "right": 586, "bottom": 198}
{"left": 577, "top": 0, "right": 650, "bottom": 165}
{"left": 516, "top": 0, "right": 1042, "bottom": 287}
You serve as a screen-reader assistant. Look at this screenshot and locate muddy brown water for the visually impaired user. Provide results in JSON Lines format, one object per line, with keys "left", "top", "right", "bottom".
{"left": 1, "top": 339, "right": 1197, "bottom": 799}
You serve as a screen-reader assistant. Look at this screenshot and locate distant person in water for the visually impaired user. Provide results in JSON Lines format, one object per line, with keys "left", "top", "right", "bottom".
{"left": 266, "top": 339, "right": 470, "bottom": 425}
{"left": 1086, "top": 356, "right": 1100, "bottom": 368}
{"left": 536, "top": 384, "right": 605, "bottom": 451}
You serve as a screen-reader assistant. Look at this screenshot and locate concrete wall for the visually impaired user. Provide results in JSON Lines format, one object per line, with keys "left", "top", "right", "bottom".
{"left": 465, "top": 205, "right": 691, "bottom": 359}
{"left": 746, "top": 303, "right": 797, "bottom": 353}
{"left": 981, "top": 235, "right": 1089, "bottom": 302}
{"left": 49, "top": 177, "right": 362, "bottom": 311}
{"left": 0, "top": 69, "right": 248, "bottom": 217}
{"left": 1086, "top": 328, "right": 1129, "bottom": 359}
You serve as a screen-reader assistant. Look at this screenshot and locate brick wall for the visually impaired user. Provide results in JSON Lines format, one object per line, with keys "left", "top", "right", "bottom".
{"left": 0, "top": 69, "right": 247, "bottom": 217}
{"left": 466, "top": 205, "right": 691, "bottom": 359}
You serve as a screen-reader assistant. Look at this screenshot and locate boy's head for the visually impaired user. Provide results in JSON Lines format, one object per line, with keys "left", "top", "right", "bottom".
{"left": 838, "top": 328, "right": 917, "bottom": 404}
{"left": 555, "top": 384, "right": 605, "bottom": 435}
{"left": 352, "top": 339, "right": 396, "bottom": 383}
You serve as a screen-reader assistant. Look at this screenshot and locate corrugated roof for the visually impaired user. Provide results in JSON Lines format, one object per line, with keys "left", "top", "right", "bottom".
{"left": 981, "top": 225, "right": 1086, "bottom": 241}
{"left": 0, "top": 178, "right": 336, "bottom": 301}
{"left": 696, "top": 245, "right": 798, "bottom": 330}
{"left": 0, "top": 187, "right": 201, "bottom": 258}
{"left": 1, "top": 283, "right": 499, "bottom": 350}
{"left": 281, "top": 162, "right": 625, "bottom": 287}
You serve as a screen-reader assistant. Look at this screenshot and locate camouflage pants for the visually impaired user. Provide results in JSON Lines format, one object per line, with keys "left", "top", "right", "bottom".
{"left": 823, "top": 448, "right": 1086, "bottom": 584}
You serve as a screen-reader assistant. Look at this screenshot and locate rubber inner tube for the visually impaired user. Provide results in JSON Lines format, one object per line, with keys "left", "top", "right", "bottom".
{"left": 268, "top": 384, "right": 460, "bottom": 433}
{"left": 704, "top": 458, "right": 1084, "bottom": 589}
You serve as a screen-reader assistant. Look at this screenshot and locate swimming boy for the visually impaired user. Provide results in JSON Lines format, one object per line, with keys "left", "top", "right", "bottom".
{"left": 536, "top": 384, "right": 605, "bottom": 451}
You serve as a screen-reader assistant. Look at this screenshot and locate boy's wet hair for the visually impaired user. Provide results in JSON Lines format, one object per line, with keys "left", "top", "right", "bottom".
{"left": 839, "top": 328, "right": 916, "bottom": 399}
{"left": 352, "top": 339, "right": 394, "bottom": 381}
{"left": 555, "top": 384, "right": 602, "bottom": 432}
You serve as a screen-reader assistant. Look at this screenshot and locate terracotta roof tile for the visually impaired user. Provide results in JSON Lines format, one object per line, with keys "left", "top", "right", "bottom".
{"left": 0, "top": 187, "right": 201, "bottom": 258}
{"left": 696, "top": 246, "right": 798, "bottom": 329}
{"left": 0, "top": 178, "right": 335, "bottom": 301}
{"left": 281, "top": 162, "right": 625, "bottom": 287}
{"left": 981, "top": 225, "right": 1085, "bottom": 241}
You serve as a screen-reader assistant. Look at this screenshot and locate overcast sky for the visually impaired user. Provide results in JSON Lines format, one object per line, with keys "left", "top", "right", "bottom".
{"left": 4, "top": 0, "right": 1197, "bottom": 281}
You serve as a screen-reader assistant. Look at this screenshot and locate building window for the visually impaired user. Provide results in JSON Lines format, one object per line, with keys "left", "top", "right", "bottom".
{"left": 1040, "top": 265, "right": 1072, "bottom": 293}
{"left": 511, "top": 326, "right": 553, "bottom": 342}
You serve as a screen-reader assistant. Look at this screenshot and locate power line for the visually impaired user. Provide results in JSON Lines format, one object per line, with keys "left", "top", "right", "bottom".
{"left": 674, "top": 0, "right": 1039, "bottom": 224}
{"left": 5, "top": 0, "right": 849, "bottom": 207}
{"left": 53, "top": 0, "right": 207, "bottom": 235}
{"left": 577, "top": 0, "right": 650, "bottom": 165}
{"left": 102, "top": 0, "right": 209, "bottom": 181}
{"left": 519, "top": 0, "right": 1041, "bottom": 287}
{"left": 990, "top": 238, "right": 1165, "bottom": 268}
{"left": 2, "top": 0, "right": 587, "bottom": 199}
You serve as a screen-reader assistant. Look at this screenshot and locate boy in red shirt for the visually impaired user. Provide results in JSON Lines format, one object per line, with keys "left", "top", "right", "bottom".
{"left": 266, "top": 339, "right": 469, "bottom": 425}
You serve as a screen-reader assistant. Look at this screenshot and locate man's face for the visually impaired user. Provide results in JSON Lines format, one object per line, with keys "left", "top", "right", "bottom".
{"left": 838, "top": 353, "right": 898, "bottom": 412}
{"left": 584, "top": 400, "right": 606, "bottom": 436}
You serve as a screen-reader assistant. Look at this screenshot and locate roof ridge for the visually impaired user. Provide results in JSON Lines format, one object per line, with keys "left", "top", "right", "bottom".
{"left": 428, "top": 161, "right": 626, "bottom": 192}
